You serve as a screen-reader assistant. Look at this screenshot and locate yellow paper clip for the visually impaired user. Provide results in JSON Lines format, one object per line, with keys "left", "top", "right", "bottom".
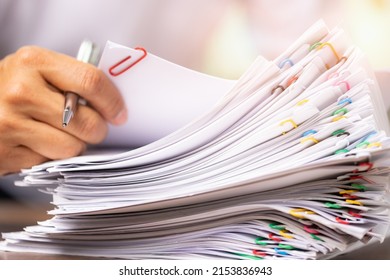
{"left": 339, "top": 190, "right": 358, "bottom": 195}
{"left": 279, "top": 230, "right": 293, "bottom": 239}
{"left": 279, "top": 119, "right": 298, "bottom": 135}
{"left": 289, "top": 208, "right": 315, "bottom": 219}
{"left": 300, "top": 136, "right": 319, "bottom": 144}
{"left": 317, "top": 42, "right": 340, "bottom": 69}
{"left": 346, "top": 199, "right": 363, "bottom": 206}
{"left": 296, "top": 99, "right": 309, "bottom": 106}
{"left": 367, "top": 142, "right": 382, "bottom": 148}
{"left": 332, "top": 115, "right": 347, "bottom": 122}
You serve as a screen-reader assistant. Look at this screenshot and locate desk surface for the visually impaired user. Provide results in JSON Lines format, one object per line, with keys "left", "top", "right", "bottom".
{"left": 1, "top": 199, "right": 389, "bottom": 260}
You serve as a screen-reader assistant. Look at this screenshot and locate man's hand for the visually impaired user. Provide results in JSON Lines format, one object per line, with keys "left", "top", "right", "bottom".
{"left": 0, "top": 46, "right": 127, "bottom": 175}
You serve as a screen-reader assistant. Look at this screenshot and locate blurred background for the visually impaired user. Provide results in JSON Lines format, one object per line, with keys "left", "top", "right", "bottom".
{"left": 201, "top": 0, "right": 390, "bottom": 78}
{"left": 1, "top": 0, "right": 390, "bottom": 80}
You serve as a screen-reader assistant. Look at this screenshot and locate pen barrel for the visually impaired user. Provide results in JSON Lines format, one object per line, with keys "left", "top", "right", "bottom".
{"left": 64, "top": 91, "right": 79, "bottom": 112}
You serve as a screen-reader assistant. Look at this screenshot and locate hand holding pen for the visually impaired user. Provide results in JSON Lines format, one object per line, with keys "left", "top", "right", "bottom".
{"left": 62, "top": 40, "right": 99, "bottom": 127}
{"left": 0, "top": 44, "right": 127, "bottom": 175}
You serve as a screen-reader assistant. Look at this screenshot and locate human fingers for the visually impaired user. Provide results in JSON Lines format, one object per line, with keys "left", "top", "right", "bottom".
{"left": 0, "top": 112, "right": 86, "bottom": 161}
{"left": 8, "top": 79, "right": 108, "bottom": 144}
{"left": 13, "top": 46, "right": 128, "bottom": 125}
{"left": 0, "top": 145, "right": 47, "bottom": 176}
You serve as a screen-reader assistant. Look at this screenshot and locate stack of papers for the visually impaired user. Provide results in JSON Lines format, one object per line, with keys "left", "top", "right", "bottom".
{"left": 1, "top": 20, "right": 390, "bottom": 259}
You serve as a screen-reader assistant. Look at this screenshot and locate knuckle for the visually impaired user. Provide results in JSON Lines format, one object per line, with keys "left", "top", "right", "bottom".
{"left": 0, "top": 114, "right": 19, "bottom": 133}
{"left": 0, "top": 145, "right": 47, "bottom": 175}
{"left": 14, "top": 45, "right": 44, "bottom": 66}
{"left": 79, "top": 67, "right": 105, "bottom": 96}
{"left": 78, "top": 114, "right": 108, "bottom": 144}
{"left": 58, "top": 141, "right": 86, "bottom": 159}
{"left": 3, "top": 81, "right": 33, "bottom": 105}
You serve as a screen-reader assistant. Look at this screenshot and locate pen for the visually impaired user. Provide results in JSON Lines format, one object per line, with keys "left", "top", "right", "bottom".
{"left": 62, "top": 40, "right": 99, "bottom": 127}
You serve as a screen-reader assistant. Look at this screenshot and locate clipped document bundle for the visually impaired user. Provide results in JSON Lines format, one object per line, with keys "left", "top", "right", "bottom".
{"left": 1, "top": 20, "right": 390, "bottom": 260}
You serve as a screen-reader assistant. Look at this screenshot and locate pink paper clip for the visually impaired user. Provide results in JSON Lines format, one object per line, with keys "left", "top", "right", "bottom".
{"left": 335, "top": 80, "right": 351, "bottom": 91}
{"left": 109, "top": 47, "right": 147, "bottom": 76}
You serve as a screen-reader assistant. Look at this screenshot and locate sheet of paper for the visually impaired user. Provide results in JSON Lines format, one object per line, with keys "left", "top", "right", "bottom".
{"left": 98, "top": 41, "right": 236, "bottom": 147}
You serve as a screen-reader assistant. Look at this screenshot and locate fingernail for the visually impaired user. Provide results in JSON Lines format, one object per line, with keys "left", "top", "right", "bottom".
{"left": 113, "top": 108, "right": 128, "bottom": 125}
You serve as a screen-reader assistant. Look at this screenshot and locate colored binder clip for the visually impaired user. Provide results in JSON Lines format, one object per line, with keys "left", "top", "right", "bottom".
{"left": 109, "top": 47, "right": 147, "bottom": 76}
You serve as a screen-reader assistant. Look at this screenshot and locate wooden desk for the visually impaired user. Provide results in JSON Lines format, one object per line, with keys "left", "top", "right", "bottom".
{"left": 0, "top": 200, "right": 100, "bottom": 260}
{"left": 0, "top": 200, "right": 51, "bottom": 232}
{"left": 1, "top": 199, "right": 389, "bottom": 260}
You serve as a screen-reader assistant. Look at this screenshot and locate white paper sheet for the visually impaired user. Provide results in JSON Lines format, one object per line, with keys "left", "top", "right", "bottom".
{"left": 98, "top": 41, "right": 236, "bottom": 147}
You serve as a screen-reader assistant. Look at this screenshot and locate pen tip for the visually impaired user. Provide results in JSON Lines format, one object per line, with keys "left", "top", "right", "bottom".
{"left": 62, "top": 109, "right": 73, "bottom": 128}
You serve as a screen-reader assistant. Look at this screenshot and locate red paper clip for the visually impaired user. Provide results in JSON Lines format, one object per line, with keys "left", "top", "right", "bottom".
{"left": 252, "top": 250, "right": 267, "bottom": 257}
{"left": 303, "top": 225, "right": 319, "bottom": 234}
{"left": 268, "top": 233, "right": 282, "bottom": 242}
{"left": 353, "top": 162, "right": 373, "bottom": 173}
{"left": 348, "top": 210, "right": 362, "bottom": 218}
{"left": 336, "top": 217, "right": 350, "bottom": 225}
{"left": 109, "top": 47, "right": 147, "bottom": 76}
{"left": 349, "top": 175, "right": 374, "bottom": 184}
{"left": 342, "top": 193, "right": 358, "bottom": 199}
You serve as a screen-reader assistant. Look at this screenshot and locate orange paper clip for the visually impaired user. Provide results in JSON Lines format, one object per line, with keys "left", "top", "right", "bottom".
{"left": 317, "top": 42, "right": 340, "bottom": 69}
